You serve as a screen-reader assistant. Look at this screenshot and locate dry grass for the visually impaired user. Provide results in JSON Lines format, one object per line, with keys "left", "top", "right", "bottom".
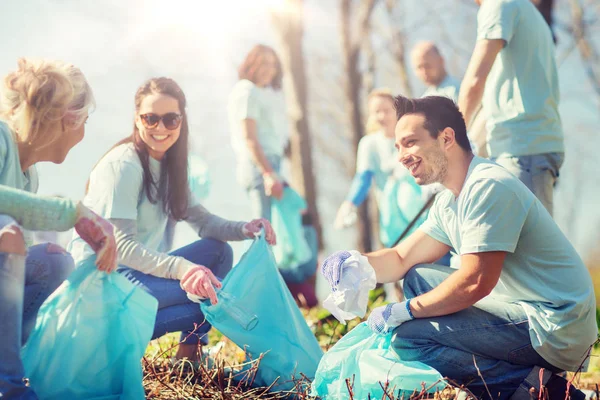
{"left": 141, "top": 286, "right": 600, "bottom": 399}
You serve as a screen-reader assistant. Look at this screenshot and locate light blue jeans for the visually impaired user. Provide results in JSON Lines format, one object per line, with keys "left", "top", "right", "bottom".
{"left": 492, "top": 153, "right": 564, "bottom": 217}
{"left": 238, "top": 156, "right": 282, "bottom": 221}
{"left": 118, "top": 238, "right": 233, "bottom": 346}
{"left": 392, "top": 264, "right": 560, "bottom": 400}
{"left": 0, "top": 215, "right": 74, "bottom": 400}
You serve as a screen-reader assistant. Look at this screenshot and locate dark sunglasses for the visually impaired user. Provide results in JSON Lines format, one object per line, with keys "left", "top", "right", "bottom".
{"left": 139, "top": 112, "right": 182, "bottom": 130}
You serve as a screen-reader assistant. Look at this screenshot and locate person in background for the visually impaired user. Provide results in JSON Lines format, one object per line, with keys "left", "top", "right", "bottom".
{"left": 0, "top": 58, "right": 117, "bottom": 400}
{"left": 228, "top": 44, "right": 285, "bottom": 221}
{"left": 69, "top": 77, "right": 276, "bottom": 367}
{"left": 334, "top": 89, "right": 440, "bottom": 302}
{"left": 458, "top": 0, "right": 564, "bottom": 215}
{"left": 411, "top": 41, "right": 488, "bottom": 157}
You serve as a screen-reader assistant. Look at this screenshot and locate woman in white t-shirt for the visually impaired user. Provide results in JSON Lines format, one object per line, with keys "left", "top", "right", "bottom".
{"left": 228, "top": 44, "right": 286, "bottom": 221}
{"left": 69, "top": 77, "right": 276, "bottom": 364}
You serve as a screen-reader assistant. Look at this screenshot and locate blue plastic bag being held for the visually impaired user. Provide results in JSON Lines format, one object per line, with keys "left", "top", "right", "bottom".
{"left": 271, "top": 187, "right": 315, "bottom": 283}
{"left": 200, "top": 234, "right": 323, "bottom": 392}
{"left": 21, "top": 257, "right": 158, "bottom": 400}
{"left": 311, "top": 323, "right": 445, "bottom": 399}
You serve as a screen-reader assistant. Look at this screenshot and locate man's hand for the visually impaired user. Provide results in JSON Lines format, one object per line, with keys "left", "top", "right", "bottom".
{"left": 243, "top": 218, "right": 277, "bottom": 245}
{"left": 321, "top": 250, "right": 354, "bottom": 291}
{"left": 74, "top": 203, "right": 117, "bottom": 273}
{"left": 367, "top": 301, "right": 414, "bottom": 335}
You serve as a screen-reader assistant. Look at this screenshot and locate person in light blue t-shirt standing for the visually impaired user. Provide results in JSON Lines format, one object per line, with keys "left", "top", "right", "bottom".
{"left": 320, "top": 96, "right": 596, "bottom": 400}
{"left": 228, "top": 44, "right": 286, "bottom": 222}
{"left": 458, "top": 0, "right": 564, "bottom": 216}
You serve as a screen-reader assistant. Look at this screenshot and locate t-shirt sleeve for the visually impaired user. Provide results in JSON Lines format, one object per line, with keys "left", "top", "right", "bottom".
{"left": 355, "top": 137, "right": 377, "bottom": 173}
{"left": 477, "top": 0, "right": 519, "bottom": 44}
{"left": 459, "top": 179, "right": 528, "bottom": 254}
{"left": 418, "top": 196, "right": 452, "bottom": 247}
{"left": 85, "top": 160, "right": 142, "bottom": 220}
{"left": 231, "top": 84, "right": 260, "bottom": 121}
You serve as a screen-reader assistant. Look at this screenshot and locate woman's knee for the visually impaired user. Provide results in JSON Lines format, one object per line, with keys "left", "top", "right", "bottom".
{"left": 0, "top": 215, "right": 26, "bottom": 255}
{"left": 27, "top": 243, "right": 75, "bottom": 286}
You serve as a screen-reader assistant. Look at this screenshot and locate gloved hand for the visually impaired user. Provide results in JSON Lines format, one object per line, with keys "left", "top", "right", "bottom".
{"left": 74, "top": 203, "right": 117, "bottom": 273}
{"left": 367, "top": 300, "right": 415, "bottom": 335}
{"left": 334, "top": 201, "right": 357, "bottom": 230}
{"left": 243, "top": 218, "right": 277, "bottom": 245}
{"left": 321, "top": 250, "right": 354, "bottom": 291}
{"left": 180, "top": 265, "right": 222, "bottom": 305}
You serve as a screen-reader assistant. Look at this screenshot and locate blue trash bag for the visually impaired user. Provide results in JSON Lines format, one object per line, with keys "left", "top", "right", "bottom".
{"left": 311, "top": 322, "right": 446, "bottom": 399}
{"left": 21, "top": 257, "right": 158, "bottom": 400}
{"left": 271, "top": 187, "right": 313, "bottom": 275}
{"left": 188, "top": 153, "right": 211, "bottom": 201}
{"left": 379, "top": 175, "right": 426, "bottom": 247}
{"left": 200, "top": 234, "right": 323, "bottom": 392}
{"left": 278, "top": 224, "right": 318, "bottom": 284}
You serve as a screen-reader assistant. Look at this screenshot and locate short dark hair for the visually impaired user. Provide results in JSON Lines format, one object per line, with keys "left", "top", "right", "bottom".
{"left": 394, "top": 95, "right": 472, "bottom": 153}
{"left": 238, "top": 44, "right": 283, "bottom": 90}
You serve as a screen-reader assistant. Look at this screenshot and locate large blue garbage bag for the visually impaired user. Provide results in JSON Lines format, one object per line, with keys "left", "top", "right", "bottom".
{"left": 379, "top": 175, "right": 426, "bottom": 247}
{"left": 311, "top": 323, "right": 445, "bottom": 399}
{"left": 200, "top": 235, "right": 323, "bottom": 392}
{"left": 271, "top": 187, "right": 313, "bottom": 277}
{"left": 21, "top": 257, "right": 158, "bottom": 400}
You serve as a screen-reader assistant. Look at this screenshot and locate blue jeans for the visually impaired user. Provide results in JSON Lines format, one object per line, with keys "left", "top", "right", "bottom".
{"left": 239, "top": 156, "right": 282, "bottom": 221}
{"left": 492, "top": 153, "right": 564, "bottom": 217}
{"left": 0, "top": 215, "right": 74, "bottom": 400}
{"left": 118, "top": 238, "right": 233, "bottom": 346}
{"left": 392, "top": 264, "right": 560, "bottom": 400}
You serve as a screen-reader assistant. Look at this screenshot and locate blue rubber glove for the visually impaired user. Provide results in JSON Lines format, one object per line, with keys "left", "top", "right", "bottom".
{"left": 367, "top": 300, "right": 415, "bottom": 335}
{"left": 320, "top": 250, "right": 354, "bottom": 291}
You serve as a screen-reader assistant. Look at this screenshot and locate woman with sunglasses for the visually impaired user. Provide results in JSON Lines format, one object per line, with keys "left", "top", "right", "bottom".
{"left": 0, "top": 58, "right": 117, "bottom": 399}
{"left": 228, "top": 44, "right": 285, "bottom": 221}
{"left": 69, "top": 77, "right": 276, "bottom": 365}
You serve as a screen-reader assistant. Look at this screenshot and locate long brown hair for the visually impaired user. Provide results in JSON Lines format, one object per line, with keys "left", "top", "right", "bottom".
{"left": 238, "top": 44, "right": 283, "bottom": 90}
{"left": 97, "top": 77, "right": 190, "bottom": 220}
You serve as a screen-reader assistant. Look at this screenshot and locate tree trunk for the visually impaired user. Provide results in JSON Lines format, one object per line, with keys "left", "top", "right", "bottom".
{"left": 271, "top": 0, "right": 323, "bottom": 248}
{"left": 340, "top": 0, "right": 378, "bottom": 252}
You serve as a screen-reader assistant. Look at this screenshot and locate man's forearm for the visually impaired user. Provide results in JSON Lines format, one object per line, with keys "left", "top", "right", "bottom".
{"left": 458, "top": 80, "right": 486, "bottom": 129}
{"left": 410, "top": 262, "right": 491, "bottom": 318}
{"left": 366, "top": 248, "right": 412, "bottom": 283}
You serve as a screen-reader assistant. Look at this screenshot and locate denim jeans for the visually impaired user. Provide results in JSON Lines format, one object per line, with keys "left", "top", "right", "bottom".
{"left": 118, "top": 238, "right": 233, "bottom": 346}
{"left": 492, "top": 153, "right": 564, "bottom": 217}
{"left": 238, "top": 156, "right": 282, "bottom": 221}
{"left": 0, "top": 215, "right": 74, "bottom": 400}
{"left": 392, "top": 264, "right": 560, "bottom": 400}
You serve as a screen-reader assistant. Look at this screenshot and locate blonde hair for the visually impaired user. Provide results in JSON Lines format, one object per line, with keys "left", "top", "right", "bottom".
{"left": 0, "top": 58, "right": 95, "bottom": 147}
{"left": 365, "top": 88, "right": 395, "bottom": 134}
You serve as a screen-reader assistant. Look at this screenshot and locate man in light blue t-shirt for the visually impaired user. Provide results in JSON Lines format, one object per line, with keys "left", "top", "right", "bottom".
{"left": 458, "top": 0, "right": 564, "bottom": 216}
{"left": 320, "top": 96, "right": 595, "bottom": 400}
{"left": 412, "top": 41, "right": 489, "bottom": 157}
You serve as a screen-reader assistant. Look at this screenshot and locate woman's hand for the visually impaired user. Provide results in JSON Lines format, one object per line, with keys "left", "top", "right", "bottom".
{"left": 263, "top": 172, "right": 284, "bottom": 200}
{"left": 242, "top": 218, "right": 277, "bottom": 245}
{"left": 74, "top": 203, "right": 118, "bottom": 273}
{"left": 180, "top": 265, "right": 222, "bottom": 305}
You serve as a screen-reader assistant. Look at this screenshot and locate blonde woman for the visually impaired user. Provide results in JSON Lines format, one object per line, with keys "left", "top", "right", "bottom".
{"left": 0, "top": 59, "right": 117, "bottom": 399}
{"left": 334, "top": 89, "right": 428, "bottom": 244}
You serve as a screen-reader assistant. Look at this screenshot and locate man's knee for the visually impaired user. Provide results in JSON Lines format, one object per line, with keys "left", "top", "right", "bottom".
{"left": 0, "top": 216, "right": 26, "bottom": 256}
{"left": 402, "top": 264, "right": 452, "bottom": 298}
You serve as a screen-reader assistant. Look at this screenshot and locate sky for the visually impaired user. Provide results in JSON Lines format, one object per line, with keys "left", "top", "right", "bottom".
{"left": 1, "top": 0, "right": 599, "bottom": 277}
